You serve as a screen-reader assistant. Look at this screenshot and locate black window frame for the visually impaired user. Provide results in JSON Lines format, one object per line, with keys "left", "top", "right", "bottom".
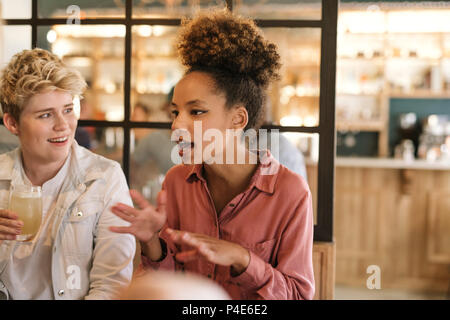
{"left": 2, "top": 0, "right": 337, "bottom": 242}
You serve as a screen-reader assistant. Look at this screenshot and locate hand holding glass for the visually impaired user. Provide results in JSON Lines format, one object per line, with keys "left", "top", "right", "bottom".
{"left": 9, "top": 185, "right": 42, "bottom": 241}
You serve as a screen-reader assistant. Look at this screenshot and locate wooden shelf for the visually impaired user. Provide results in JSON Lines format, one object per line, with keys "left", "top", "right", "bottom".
{"left": 388, "top": 90, "right": 450, "bottom": 99}
{"left": 336, "top": 120, "right": 385, "bottom": 132}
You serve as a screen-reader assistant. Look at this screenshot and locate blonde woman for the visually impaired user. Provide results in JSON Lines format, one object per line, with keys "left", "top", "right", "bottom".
{"left": 0, "top": 48, "right": 135, "bottom": 299}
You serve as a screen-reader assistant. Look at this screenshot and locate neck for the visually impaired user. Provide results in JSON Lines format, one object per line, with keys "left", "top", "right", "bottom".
{"left": 203, "top": 147, "right": 258, "bottom": 190}
{"left": 21, "top": 151, "right": 68, "bottom": 186}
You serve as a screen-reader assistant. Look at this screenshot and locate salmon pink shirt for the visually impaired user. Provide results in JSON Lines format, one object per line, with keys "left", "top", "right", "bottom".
{"left": 141, "top": 151, "right": 315, "bottom": 300}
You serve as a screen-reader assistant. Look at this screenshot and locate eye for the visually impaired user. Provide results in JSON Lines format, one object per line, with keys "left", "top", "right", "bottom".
{"left": 191, "top": 109, "right": 207, "bottom": 116}
{"left": 64, "top": 107, "right": 73, "bottom": 114}
{"left": 171, "top": 110, "right": 179, "bottom": 117}
{"left": 38, "top": 113, "right": 51, "bottom": 119}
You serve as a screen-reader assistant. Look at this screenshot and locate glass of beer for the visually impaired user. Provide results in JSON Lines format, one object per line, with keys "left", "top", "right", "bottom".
{"left": 9, "top": 184, "right": 42, "bottom": 241}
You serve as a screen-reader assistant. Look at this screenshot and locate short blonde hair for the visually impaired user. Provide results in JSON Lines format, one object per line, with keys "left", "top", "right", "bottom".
{"left": 0, "top": 48, "right": 87, "bottom": 120}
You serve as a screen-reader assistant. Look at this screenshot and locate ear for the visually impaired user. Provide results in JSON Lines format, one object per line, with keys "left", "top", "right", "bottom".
{"left": 3, "top": 113, "right": 20, "bottom": 136}
{"left": 231, "top": 105, "right": 248, "bottom": 130}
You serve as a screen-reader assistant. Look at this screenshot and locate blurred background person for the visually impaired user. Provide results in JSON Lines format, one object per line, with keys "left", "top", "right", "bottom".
{"left": 119, "top": 270, "right": 230, "bottom": 300}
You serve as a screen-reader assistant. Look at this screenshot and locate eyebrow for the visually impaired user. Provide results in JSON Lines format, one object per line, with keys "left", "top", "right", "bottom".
{"left": 170, "top": 100, "right": 207, "bottom": 107}
{"left": 34, "top": 103, "right": 74, "bottom": 113}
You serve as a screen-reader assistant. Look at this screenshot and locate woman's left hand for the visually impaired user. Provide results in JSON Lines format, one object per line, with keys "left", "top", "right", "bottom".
{"left": 165, "top": 228, "right": 250, "bottom": 276}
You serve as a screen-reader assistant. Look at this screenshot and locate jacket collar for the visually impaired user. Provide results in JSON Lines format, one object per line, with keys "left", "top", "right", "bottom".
{"left": 185, "top": 150, "right": 279, "bottom": 194}
{"left": 0, "top": 141, "right": 104, "bottom": 186}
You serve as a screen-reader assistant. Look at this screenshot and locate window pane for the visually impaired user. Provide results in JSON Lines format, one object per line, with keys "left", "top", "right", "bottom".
{"left": 133, "top": 0, "right": 226, "bottom": 18}
{"left": 131, "top": 26, "right": 183, "bottom": 122}
{"left": 77, "top": 126, "right": 124, "bottom": 166}
{"left": 1, "top": 0, "right": 31, "bottom": 19}
{"left": 272, "top": 132, "right": 319, "bottom": 225}
{"left": 130, "top": 128, "right": 176, "bottom": 203}
{"left": 37, "top": 25, "right": 125, "bottom": 121}
{"left": 263, "top": 28, "right": 321, "bottom": 127}
{"left": 38, "top": 0, "right": 124, "bottom": 18}
{"left": 0, "top": 125, "right": 19, "bottom": 155}
{"left": 1, "top": 26, "right": 31, "bottom": 66}
{"left": 235, "top": 0, "right": 321, "bottom": 20}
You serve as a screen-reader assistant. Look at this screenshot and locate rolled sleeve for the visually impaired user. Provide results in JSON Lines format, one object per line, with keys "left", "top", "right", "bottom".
{"left": 229, "top": 250, "right": 270, "bottom": 290}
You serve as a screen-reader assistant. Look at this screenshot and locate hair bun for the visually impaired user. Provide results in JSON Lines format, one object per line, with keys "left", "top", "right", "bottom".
{"left": 177, "top": 9, "right": 281, "bottom": 87}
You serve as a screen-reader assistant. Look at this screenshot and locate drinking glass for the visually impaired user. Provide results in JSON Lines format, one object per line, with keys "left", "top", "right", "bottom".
{"left": 9, "top": 184, "right": 42, "bottom": 241}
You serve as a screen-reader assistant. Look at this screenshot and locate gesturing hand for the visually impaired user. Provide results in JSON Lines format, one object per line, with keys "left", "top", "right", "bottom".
{"left": 109, "top": 189, "right": 166, "bottom": 243}
{"left": 165, "top": 228, "right": 250, "bottom": 276}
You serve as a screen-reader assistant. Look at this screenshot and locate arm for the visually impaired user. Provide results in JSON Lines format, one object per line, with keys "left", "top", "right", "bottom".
{"left": 230, "top": 190, "right": 315, "bottom": 300}
{"left": 84, "top": 165, "right": 136, "bottom": 300}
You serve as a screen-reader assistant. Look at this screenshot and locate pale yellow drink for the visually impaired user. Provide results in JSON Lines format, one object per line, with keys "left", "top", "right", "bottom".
{"left": 9, "top": 186, "right": 42, "bottom": 241}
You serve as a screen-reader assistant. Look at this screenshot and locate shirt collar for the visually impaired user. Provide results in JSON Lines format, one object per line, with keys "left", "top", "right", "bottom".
{"left": 184, "top": 150, "right": 280, "bottom": 194}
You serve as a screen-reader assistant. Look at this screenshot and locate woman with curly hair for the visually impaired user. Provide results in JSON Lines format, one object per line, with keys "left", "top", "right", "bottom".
{"left": 110, "top": 9, "right": 315, "bottom": 300}
{"left": 0, "top": 48, "right": 135, "bottom": 299}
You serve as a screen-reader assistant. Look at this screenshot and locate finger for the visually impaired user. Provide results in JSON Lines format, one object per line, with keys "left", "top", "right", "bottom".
{"left": 0, "top": 234, "right": 17, "bottom": 240}
{"left": 156, "top": 190, "right": 166, "bottom": 213}
{"left": 175, "top": 249, "right": 200, "bottom": 263}
{"left": 165, "top": 228, "right": 189, "bottom": 244}
{"left": 0, "top": 225, "right": 22, "bottom": 235}
{"left": 0, "top": 217, "right": 24, "bottom": 228}
{"left": 109, "top": 226, "right": 133, "bottom": 234}
{"left": 0, "top": 209, "right": 18, "bottom": 220}
{"left": 111, "top": 203, "right": 140, "bottom": 217}
{"left": 110, "top": 206, "right": 135, "bottom": 223}
{"left": 130, "top": 190, "right": 152, "bottom": 210}
{"left": 196, "top": 243, "right": 214, "bottom": 261}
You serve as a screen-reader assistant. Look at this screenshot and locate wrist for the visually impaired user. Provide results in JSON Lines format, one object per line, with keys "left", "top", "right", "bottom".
{"left": 231, "top": 247, "right": 250, "bottom": 277}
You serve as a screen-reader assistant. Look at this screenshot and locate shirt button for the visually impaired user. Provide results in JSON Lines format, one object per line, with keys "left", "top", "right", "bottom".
{"left": 207, "top": 274, "right": 212, "bottom": 279}
{"left": 229, "top": 203, "right": 235, "bottom": 207}
{"left": 76, "top": 211, "right": 83, "bottom": 217}
{"left": 58, "top": 289, "right": 65, "bottom": 296}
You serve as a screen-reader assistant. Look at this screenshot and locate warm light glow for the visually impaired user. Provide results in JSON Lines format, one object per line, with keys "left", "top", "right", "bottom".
{"left": 280, "top": 115, "right": 303, "bottom": 127}
{"left": 46, "top": 30, "right": 57, "bottom": 43}
{"left": 53, "top": 25, "right": 126, "bottom": 38}
{"left": 137, "top": 25, "right": 152, "bottom": 37}
{"left": 104, "top": 81, "right": 117, "bottom": 94}
{"left": 339, "top": 9, "right": 450, "bottom": 34}
{"left": 303, "top": 115, "right": 318, "bottom": 127}
{"left": 338, "top": 11, "right": 386, "bottom": 34}
{"left": 152, "top": 26, "right": 165, "bottom": 37}
{"left": 52, "top": 40, "right": 70, "bottom": 58}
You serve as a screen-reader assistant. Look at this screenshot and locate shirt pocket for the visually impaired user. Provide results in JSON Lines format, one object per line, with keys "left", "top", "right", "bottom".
{"left": 246, "top": 238, "right": 277, "bottom": 263}
{"left": 61, "top": 200, "right": 103, "bottom": 256}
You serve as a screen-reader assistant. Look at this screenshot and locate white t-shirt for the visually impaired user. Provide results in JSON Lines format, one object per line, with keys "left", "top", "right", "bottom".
{"left": 1, "top": 152, "right": 71, "bottom": 300}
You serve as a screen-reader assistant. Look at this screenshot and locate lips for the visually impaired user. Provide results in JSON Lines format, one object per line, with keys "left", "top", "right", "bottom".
{"left": 48, "top": 136, "right": 68, "bottom": 143}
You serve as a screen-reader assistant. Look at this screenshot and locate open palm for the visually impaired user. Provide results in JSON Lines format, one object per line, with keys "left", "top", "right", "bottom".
{"left": 109, "top": 189, "right": 166, "bottom": 243}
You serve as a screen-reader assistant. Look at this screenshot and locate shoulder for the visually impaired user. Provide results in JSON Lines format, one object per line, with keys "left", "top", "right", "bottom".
{"left": 0, "top": 148, "right": 19, "bottom": 179}
{"left": 163, "top": 164, "right": 194, "bottom": 185}
{"left": 273, "top": 163, "right": 311, "bottom": 202}
{"left": 72, "top": 143, "right": 124, "bottom": 182}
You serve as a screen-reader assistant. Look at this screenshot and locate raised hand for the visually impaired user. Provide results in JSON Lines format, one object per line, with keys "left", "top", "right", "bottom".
{"left": 109, "top": 189, "right": 166, "bottom": 243}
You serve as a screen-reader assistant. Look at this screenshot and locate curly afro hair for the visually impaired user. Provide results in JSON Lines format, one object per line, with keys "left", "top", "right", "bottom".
{"left": 177, "top": 9, "right": 281, "bottom": 129}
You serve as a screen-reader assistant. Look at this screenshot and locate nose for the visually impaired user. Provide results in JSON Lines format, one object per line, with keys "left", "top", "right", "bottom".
{"left": 171, "top": 111, "right": 188, "bottom": 132}
{"left": 53, "top": 112, "right": 69, "bottom": 131}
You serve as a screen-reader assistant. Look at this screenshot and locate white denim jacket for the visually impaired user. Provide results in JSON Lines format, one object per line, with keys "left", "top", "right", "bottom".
{"left": 0, "top": 142, "right": 136, "bottom": 299}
